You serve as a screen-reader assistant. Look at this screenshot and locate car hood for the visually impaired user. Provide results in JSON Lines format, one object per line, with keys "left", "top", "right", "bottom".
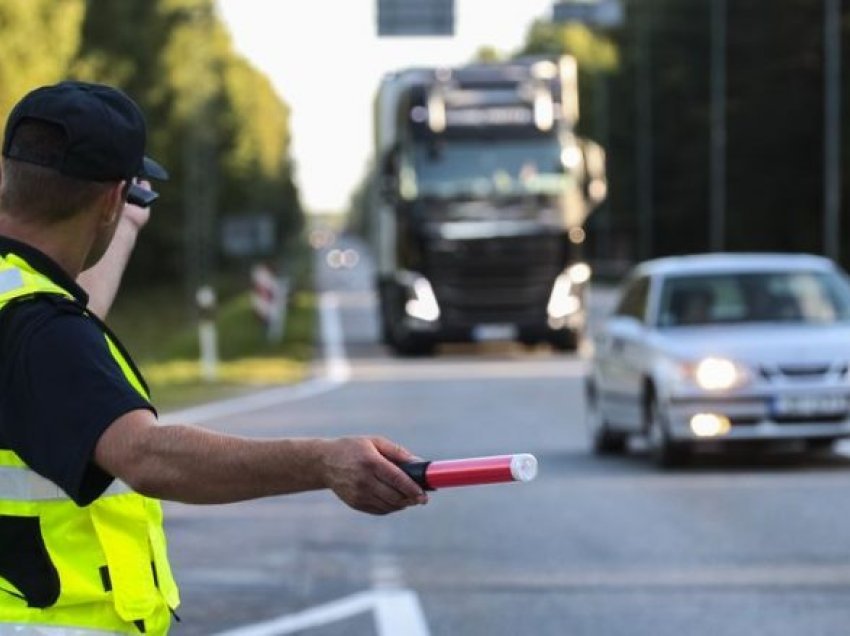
{"left": 650, "top": 323, "right": 850, "bottom": 366}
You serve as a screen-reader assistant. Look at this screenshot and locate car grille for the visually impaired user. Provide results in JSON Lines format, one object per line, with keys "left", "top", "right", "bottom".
{"left": 773, "top": 413, "right": 848, "bottom": 424}
{"left": 760, "top": 363, "right": 840, "bottom": 380}
{"left": 777, "top": 364, "right": 831, "bottom": 378}
{"left": 425, "top": 234, "right": 564, "bottom": 327}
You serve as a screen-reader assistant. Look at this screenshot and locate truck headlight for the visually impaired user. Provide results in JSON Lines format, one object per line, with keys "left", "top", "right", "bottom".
{"left": 693, "top": 357, "right": 748, "bottom": 391}
{"left": 567, "top": 262, "right": 592, "bottom": 285}
{"left": 547, "top": 272, "right": 581, "bottom": 319}
{"left": 400, "top": 273, "right": 440, "bottom": 322}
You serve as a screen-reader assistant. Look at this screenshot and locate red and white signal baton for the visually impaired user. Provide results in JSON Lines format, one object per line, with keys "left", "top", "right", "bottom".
{"left": 399, "top": 454, "right": 538, "bottom": 490}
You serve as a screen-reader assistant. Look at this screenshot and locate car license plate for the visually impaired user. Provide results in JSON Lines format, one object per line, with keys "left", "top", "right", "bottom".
{"left": 772, "top": 394, "right": 849, "bottom": 417}
{"left": 472, "top": 324, "right": 517, "bottom": 342}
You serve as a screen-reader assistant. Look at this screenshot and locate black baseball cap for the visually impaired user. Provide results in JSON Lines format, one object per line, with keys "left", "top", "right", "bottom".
{"left": 2, "top": 80, "right": 168, "bottom": 183}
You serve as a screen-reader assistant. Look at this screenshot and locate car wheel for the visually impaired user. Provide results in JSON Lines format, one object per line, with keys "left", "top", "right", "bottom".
{"left": 646, "top": 396, "right": 689, "bottom": 468}
{"left": 586, "top": 381, "right": 627, "bottom": 454}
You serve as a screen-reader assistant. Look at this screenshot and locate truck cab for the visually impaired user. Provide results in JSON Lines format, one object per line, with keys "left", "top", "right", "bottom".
{"left": 372, "top": 57, "right": 605, "bottom": 355}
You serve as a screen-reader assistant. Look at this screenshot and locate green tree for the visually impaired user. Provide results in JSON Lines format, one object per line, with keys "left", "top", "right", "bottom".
{"left": 523, "top": 0, "right": 849, "bottom": 266}
{"left": 518, "top": 20, "right": 618, "bottom": 138}
{"left": 472, "top": 45, "right": 505, "bottom": 63}
{"left": 74, "top": 0, "right": 303, "bottom": 286}
{"left": 0, "top": 0, "right": 85, "bottom": 122}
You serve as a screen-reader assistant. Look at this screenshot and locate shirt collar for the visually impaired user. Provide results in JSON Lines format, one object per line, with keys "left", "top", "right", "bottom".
{"left": 0, "top": 235, "right": 89, "bottom": 306}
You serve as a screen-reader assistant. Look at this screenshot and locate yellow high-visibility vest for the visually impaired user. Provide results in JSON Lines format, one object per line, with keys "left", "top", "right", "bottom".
{"left": 0, "top": 253, "right": 179, "bottom": 635}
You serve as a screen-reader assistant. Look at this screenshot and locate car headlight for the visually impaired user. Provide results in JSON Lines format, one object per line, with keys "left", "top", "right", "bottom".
{"left": 693, "top": 357, "right": 748, "bottom": 390}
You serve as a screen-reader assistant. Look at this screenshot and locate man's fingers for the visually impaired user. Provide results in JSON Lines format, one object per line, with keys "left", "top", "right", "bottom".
{"left": 371, "top": 436, "right": 415, "bottom": 463}
{"left": 374, "top": 459, "right": 428, "bottom": 504}
{"left": 325, "top": 437, "right": 429, "bottom": 514}
{"left": 371, "top": 474, "right": 418, "bottom": 507}
{"left": 369, "top": 437, "right": 429, "bottom": 504}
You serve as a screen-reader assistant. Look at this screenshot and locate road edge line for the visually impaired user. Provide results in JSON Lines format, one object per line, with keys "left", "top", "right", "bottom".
{"left": 161, "top": 291, "right": 349, "bottom": 424}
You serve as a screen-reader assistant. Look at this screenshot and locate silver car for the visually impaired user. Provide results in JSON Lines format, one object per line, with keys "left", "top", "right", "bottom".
{"left": 586, "top": 253, "right": 850, "bottom": 466}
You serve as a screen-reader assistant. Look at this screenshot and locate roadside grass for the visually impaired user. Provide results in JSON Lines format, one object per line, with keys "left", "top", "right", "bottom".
{"left": 107, "top": 283, "right": 316, "bottom": 411}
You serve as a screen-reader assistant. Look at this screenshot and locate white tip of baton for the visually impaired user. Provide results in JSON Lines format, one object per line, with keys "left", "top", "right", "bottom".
{"left": 510, "top": 454, "right": 538, "bottom": 482}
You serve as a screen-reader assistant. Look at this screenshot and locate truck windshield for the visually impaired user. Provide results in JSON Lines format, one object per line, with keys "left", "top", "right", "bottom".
{"left": 410, "top": 138, "right": 566, "bottom": 198}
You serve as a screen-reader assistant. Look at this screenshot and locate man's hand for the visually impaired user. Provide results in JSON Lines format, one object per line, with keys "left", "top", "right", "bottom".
{"left": 320, "top": 436, "right": 429, "bottom": 515}
{"left": 120, "top": 179, "right": 152, "bottom": 232}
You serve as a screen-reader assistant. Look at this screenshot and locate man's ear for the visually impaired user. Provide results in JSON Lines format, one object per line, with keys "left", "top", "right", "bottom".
{"left": 100, "top": 180, "right": 127, "bottom": 226}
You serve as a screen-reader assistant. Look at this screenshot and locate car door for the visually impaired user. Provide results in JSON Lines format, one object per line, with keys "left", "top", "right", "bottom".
{"left": 595, "top": 275, "right": 651, "bottom": 430}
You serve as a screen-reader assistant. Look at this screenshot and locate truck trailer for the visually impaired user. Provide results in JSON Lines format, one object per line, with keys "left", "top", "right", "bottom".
{"left": 370, "top": 56, "right": 606, "bottom": 355}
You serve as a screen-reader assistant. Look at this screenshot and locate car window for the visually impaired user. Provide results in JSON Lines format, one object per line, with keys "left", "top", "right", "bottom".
{"left": 657, "top": 270, "right": 850, "bottom": 327}
{"left": 615, "top": 276, "right": 650, "bottom": 321}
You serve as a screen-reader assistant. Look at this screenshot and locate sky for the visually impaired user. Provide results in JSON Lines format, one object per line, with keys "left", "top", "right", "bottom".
{"left": 216, "top": 0, "right": 555, "bottom": 213}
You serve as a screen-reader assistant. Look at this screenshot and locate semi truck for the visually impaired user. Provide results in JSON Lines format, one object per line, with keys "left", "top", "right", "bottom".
{"left": 370, "top": 56, "right": 606, "bottom": 355}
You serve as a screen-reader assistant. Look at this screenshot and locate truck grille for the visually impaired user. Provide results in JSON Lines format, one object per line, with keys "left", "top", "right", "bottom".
{"left": 424, "top": 234, "right": 565, "bottom": 327}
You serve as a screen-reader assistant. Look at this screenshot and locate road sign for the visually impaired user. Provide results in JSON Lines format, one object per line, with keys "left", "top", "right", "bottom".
{"left": 552, "top": 0, "right": 624, "bottom": 28}
{"left": 377, "top": 0, "right": 454, "bottom": 37}
{"left": 220, "top": 213, "right": 276, "bottom": 258}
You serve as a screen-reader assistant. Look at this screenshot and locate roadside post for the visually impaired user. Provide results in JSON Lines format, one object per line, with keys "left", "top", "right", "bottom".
{"left": 196, "top": 285, "right": 219, "bottom": 382}
{"left": 251, "top": 264, "right": 288, "bottom": 344}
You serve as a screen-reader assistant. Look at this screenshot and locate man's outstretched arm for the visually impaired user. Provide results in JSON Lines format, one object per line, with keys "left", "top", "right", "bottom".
{"left": 94, "top": 409, "right": 429, "bottom": 515}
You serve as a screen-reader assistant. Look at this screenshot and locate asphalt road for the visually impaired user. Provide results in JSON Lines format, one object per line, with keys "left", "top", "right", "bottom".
{"left": 165, "top": 236, "right": 850, "bottom": 636}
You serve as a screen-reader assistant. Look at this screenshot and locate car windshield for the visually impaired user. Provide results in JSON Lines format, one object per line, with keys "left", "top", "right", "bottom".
{"left": 657, "top": 270, "right": 850, "bottom": 327}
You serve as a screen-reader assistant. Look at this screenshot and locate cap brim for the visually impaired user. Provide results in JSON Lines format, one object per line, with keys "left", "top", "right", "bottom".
{"left": 141, "top": 156, "right": 169, "bottom": 180}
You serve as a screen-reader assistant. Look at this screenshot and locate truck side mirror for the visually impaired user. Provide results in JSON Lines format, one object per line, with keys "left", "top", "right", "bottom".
{"left": 379, "top": 147, "right": 400, "bottom": 201}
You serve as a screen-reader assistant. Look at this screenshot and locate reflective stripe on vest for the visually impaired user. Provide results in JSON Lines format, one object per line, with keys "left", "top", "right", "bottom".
{"left": 0, "top": 254, "right": 179, "bottom": 635}
{"left": 0, "top": 624, "right": 126, "bottom": 635}
{"left": 0, "top": 268, "right": 24, "bottom": 295}
{"left": 0, "top": 464, "right": 133, "bottom": 501}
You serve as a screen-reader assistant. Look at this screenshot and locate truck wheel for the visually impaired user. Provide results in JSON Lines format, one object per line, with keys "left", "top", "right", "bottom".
{"left": 550, "top": 330, "right": 579, "bottom": 353}
{"left": 389, "top": 331, "right": 435, "bottom": 357}
{"left": 386, "top": 313, "right": 435, "bottom": 357}
{"left": 378, "top": 301, "right": 392, "bottom": 345}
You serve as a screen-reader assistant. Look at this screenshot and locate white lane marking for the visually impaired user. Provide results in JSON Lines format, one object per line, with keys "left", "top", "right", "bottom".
{"left": 374, "top": 589, "right": 430, "bottom": 636}
{"left": 209, "top": 589, "right": 429, "bottom": 636}
{"left": 320, "top": 293, "right": 351, "bottom": 383}
{"left": 161, "top": 292, "right": 349, "bottom": 424}
{"left": 209, "top": 592, "right": 375, "bottom": 636}
{"left": 370, "top": 555, "right": 430, "bottom": 636}
{"left": 209, "top": 554, "right": 430, "bottom": 635}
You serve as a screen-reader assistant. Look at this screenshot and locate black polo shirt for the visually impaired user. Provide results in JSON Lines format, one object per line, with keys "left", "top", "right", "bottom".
{"left": 0, "top": 236, "right": 154, "bottom": 506}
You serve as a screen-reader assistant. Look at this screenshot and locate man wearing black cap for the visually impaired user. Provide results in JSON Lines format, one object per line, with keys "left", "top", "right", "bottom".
{"left": 0, "top": 81, "right": 426, "bottom": 635}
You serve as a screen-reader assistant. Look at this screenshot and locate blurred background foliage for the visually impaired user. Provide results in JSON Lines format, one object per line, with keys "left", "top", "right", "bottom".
{"left": 0, "top": 0, "right": 311, "bottom": 397}
{"left": 3, "top": 0, "right": 849, "bottom": 376}
{"left": 518, "top": 0, "right": 850, "bottom": 268}
{"left": 348, "top": 0, "right": 849, "bottom": 274}
{"left": 0, "top": 0, "right": 304, "bottom": 289}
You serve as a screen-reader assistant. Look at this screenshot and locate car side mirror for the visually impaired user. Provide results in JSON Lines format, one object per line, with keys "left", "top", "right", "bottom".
{"left": 607, "top": 315, "right": 644, "bottom": 337}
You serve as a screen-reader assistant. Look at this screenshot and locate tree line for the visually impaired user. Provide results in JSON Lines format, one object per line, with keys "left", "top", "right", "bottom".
{"left": 347, "top": 1, "right": 849, "bottom": 272}
{"left": 0, "top": 0, "right": 303, "bottom": 288}
{"left": 521, "top": 0, "right": 850, "bottom": 269}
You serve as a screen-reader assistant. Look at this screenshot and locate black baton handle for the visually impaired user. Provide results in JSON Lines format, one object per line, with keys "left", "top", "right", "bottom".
{"left": 398, "top": 460, "right": 434, "bottom": 491}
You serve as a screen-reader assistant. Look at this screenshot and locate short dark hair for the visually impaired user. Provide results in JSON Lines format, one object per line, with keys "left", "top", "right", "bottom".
{"left": 0, "top": 120, "right": 116, "bottom": 223}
